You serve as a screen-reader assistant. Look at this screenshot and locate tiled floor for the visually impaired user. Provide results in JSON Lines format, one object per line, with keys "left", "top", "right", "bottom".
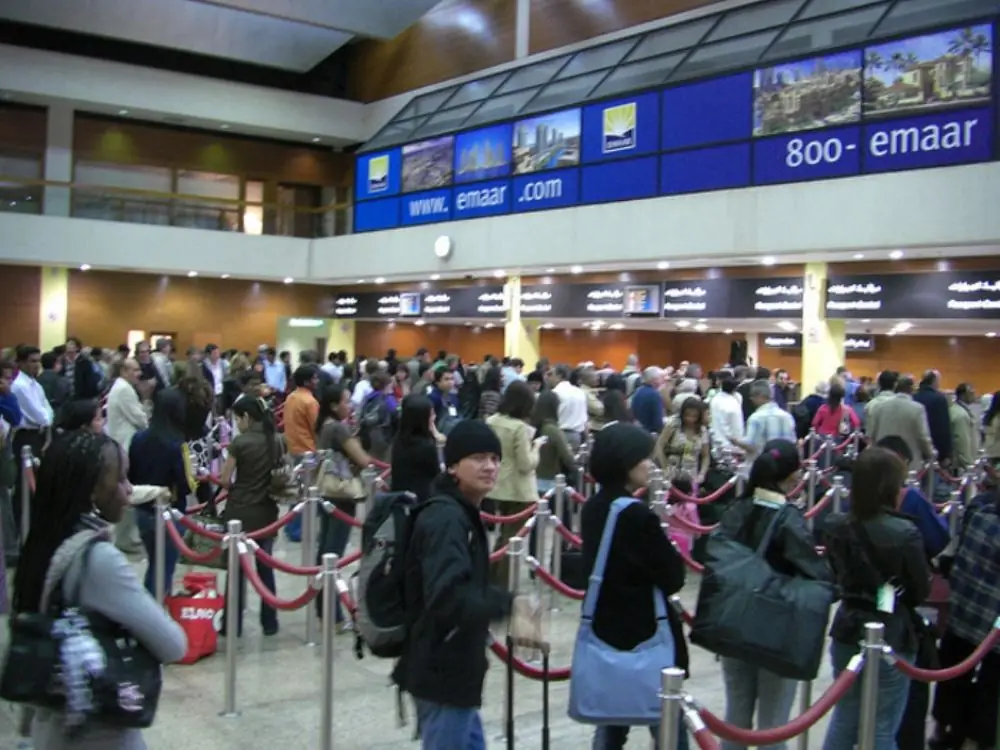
{"left": 0, "top": 530, "right": 846, "bottom": 749}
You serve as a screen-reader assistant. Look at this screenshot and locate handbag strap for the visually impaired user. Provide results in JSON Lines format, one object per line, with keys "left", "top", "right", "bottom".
{"left": 753, "top": 503, "right": 788, "bottom": 558}
{"left": 581, "top": 498, "right": 667, "bottom": 621}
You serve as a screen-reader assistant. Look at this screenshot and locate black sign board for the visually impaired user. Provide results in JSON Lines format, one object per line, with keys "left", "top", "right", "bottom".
{"left": 331, "top": 286, "right": 506, "bottom": 319}
{"left": 662, "top": 277, "right": 804, "bottom": 318}
{"left": 844, "top": 334, "right": 876, "bottom": 352}
{"left": 422, "top": 286, "right": 506, "bottom": 318}
{"left": 520, "top": 283, "right": 647, "bottom": 318}
{"left": 762, "top": 334, "right": 802, "bottom": 349}
{"left": 826, "top": 272, "right": 1000, "bottom": 319}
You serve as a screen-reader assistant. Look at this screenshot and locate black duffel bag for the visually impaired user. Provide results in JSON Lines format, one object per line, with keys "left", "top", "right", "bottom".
{"left": 690, "top": 506, "right": 835, "bottom": 681}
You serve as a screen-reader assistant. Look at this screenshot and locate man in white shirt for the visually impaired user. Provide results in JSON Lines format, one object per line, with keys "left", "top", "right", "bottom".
{"left": 351, "top": 360, "right": 379, "bottom": 409}
{"left": 737, "top": 379, "right": 796, "bottom": 457}
{"left": 548, "top": 364, "right": 588, "bottom": 450}
{"left": 202, "top": 344, "right": 225, "bottom": 399}
{"left": 11, "top": 345, "right": 54, "bottom": 540}
{"left": 107, "top": 358, "right": 149, "bottom": 553}
{"left": 322, "top": 351, "right": 344, "bottom": 383}
{"left": 710, "top": 376, "right": 745, "bottom": 452}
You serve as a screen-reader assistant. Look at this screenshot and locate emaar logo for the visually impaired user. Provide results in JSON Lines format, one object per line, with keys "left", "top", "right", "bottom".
{"left": 602, "top": 103, "right": 637, "bottom": 154}
{"left": 367, "top": 155, "right": 389, "bottom": 194}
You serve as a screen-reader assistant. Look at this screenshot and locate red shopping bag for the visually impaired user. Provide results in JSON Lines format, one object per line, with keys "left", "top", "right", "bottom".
{"left": 166, "top": 573, "right": 224, "bottom": 665}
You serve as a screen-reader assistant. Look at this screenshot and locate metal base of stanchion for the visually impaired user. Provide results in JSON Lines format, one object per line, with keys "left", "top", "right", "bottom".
{"left": 218, "top": 710, "right": 242, "bottom": 719}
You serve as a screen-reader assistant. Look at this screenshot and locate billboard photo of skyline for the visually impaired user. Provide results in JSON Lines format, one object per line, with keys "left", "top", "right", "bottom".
{"left": 513, "top": 108, "right": 581, "bottom": 175}
{"left": 455, "top": 124, "right": 513, "bottom": 183}
{"left": 401, "top": 136, "right": 455, "bottom": 193}
{"left": 863, "top": 25, "right": 993, "bottom": 118}
{"left": 753, "top": 51, "right": 862, "bottom": 136}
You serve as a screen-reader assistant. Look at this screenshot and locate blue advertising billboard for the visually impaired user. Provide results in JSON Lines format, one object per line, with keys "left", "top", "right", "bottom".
{"left": 355, "top": 22, "right": 996, "bottom": 232}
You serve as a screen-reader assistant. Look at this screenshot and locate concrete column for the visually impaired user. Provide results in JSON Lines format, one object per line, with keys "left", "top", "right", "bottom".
{"left": 43, "top": 103, "right": 74, "bottom": 217}
{"left": 326, "top": 319, "right": 356, "bottom": 362}
{"left": 39, "top": 267, "right": 69, "bottom": 351}
{"left": 515, "top": 0, "right": 530, "bottom": 59}
{"left": 744, "top": 332, "right": 760, "bottom": 368}
{"left": 504, "top": 276, "right": 540, "bottom": 362}
{"left": 801, "top": 262, "right": 845, "bottom": 390}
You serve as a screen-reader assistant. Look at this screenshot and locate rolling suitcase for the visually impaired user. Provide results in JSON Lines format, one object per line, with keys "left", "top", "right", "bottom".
{"left": 506, "top": 636, "right": 551, "bottom": 750}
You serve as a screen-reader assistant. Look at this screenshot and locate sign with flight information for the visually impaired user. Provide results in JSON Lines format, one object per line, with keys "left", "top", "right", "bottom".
{"left": 826, "top": 272, "right": 1000, "bottom": 319}
{"left": 330, "top": 286, "right": 506, "bottom": 319}
{"left": 763, "top": 334, "right": 803, "bottom": 349}
{"left": 661, "top": 277, "right": 804, "bottom": 318}
{"left": 354, "top": 23, "right": 996, "bottom": 233}
{"left": 845, "top": 335, "right": 876, "bottom": 352}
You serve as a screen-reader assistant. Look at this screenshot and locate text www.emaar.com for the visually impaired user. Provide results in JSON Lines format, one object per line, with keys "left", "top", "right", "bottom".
{"left": 406, "top": 178, "right": 563, "bottom": 218}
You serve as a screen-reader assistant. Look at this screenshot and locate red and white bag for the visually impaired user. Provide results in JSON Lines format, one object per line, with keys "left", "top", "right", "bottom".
{"left": 166, "top": 572, "right": 224, "bottom": 665}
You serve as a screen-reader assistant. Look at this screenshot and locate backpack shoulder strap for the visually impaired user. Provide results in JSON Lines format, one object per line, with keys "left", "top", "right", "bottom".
{"left": 581, "top": 498, "right": 640, "bottom": 620}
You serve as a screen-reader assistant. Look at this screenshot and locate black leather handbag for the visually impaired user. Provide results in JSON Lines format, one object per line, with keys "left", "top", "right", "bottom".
{"left": 0, "top": 538, "right": 162, "bottom": 729}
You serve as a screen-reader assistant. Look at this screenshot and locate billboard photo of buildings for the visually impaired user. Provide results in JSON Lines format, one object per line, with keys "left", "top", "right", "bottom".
{"left": 513, "top": 108, "right": 581, "bottom": 175}
{"left": 863, "top": 25, "right": 993, "bottom": 118}
{"left": 401, "top": 136, "right": 455, "bottom": 193}
{"left": 455, "top": 124, "right": 513, "bottom": 184}
{"left": 753, "top": 51, "right": 862, "bottom": 136}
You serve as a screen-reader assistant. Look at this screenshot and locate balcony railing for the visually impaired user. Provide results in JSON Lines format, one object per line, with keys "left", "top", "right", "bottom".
{"left": 0, "top": 176, "right": 353, "bottom": 237}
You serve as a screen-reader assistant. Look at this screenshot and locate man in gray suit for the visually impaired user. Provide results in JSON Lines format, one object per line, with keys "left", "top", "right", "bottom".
{"left": 868, "top": 375, "right": 934, "bottom": 471}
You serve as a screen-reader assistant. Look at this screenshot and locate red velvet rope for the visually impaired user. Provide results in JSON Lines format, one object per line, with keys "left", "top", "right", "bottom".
{"left": 891, "top": 628, "right": 1000, "bottom": 682}
{"left": 488, "top": 638, "right": 571, "bottom": 681}
{"left": 697, "top": 659, "right": 862, "bottom": 745}
{"left": 666, "top": 512, "right": 717, "bottom": 536}
{"left": 325, "top": 503, "right": 364, "bottom": 528}
{"left": 935, "top": 469, "right": 963, "bottom": 486}
{"left": 803, "top": 489, "right": 835, "bottom": 520}
{"left": 481, "top": 503, "right": 538, "bottom": 525}
{"left": 245, "top": 507, "right": 303, "bottom": 540}
{"left": 531, "top": 559, "right": 585, "bottom": 600}
{"left": 683, "top": 707, "right": 721, "bottom": 750}
{"left": 488, "top": 521, "right": 535, "bottom": 563}
{"left": 164, "top": 518, "right": 224, "bottom": 564}
{"left": 251, "top": 543, "right": 321, "bottom": 576}
{"left": 338, "top": 588, "right": 357, "bottom": 616}
{"left": 674, "top": 542, "right": 705, "bottom": 574}
{"left": 668, "top": 478, "right": 738, "bottom": 505}
{"left": 239, "top": 551, "right": 320, "bottom": 611}
{"left": 553, "top": 520, "right": 582, "bottom": 548}
{"left": 175, "top": 512, "right": 226, "bottom": 541}
{"left": 669, "top": 597, "right": 695, "bottom": 627}
{"left": 25, "top": 465, "right": 36, "bottom": 493}
{"left": 567, "top": 489, "right": 588, "bottom": 506}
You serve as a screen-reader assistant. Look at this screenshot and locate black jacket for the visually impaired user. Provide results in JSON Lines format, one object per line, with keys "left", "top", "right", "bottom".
{"left": 393, "top": 475, "right": 512, "bottom": 708}
{"left": 824, "top": 510, "right": 931, "bottom": 653}
{"left": 716, "top": 495, "right": 831, "bottom": 582}
{"left": 390, "top": 437, "right": 440, "bottom": 503}
{"left": 580, "top": 486, "right": 689, "bottom": 672}
{"left": 913, "top": 386, "right": 952, "bottom": 462}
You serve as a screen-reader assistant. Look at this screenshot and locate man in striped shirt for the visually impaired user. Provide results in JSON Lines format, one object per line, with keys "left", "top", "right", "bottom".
{"left": 736, "top": 379, "right": 796, "bottom": 457}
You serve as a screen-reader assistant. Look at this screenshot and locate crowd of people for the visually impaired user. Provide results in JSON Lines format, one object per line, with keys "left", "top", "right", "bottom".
{"left": 0, "top": 336, "right": 998, "bottom": 750}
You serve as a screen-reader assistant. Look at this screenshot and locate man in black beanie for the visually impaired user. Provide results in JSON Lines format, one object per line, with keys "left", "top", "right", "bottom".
{"left": 393, "top": 420, "right": 541, "bottom": 749}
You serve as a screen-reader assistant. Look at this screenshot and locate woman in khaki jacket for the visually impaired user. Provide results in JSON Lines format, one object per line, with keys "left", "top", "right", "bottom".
{"left": 486, "top": 380, "right": 543, "bottom": 588}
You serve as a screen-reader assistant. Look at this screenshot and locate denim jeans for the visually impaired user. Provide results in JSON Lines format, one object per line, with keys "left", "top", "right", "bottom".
{"left": 414, "top": 700, "right": 485, "bottom": 750}
{"left": 822, "top": 640, "right": 913, "bottom": 750}
{"left": 317, "top": 500, "right": 355, "bottom": 623}
{"left": 227, "top": 535, "right": 277, "bottom": 635}
{"left": 593, "top": 724, "right": 689, "bottom": 749}
{"left": 720, "top": 656, "right": 798, "bottom": 750}
{"left": 136, "top": 506, "right": 179, "bottom": 597}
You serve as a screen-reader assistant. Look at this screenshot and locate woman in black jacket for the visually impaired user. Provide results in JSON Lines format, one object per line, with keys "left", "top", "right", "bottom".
{"left": 822, "top": 447, "right": 931, "bottom": 750}
{"left": 714, "top": 439, "right": 831, "bottom": 750}
{"left": 390, "top": 394, "right": 442, "bottom": 503}
{"left": 579, "top": 422, "right": 687, "bottom": 750}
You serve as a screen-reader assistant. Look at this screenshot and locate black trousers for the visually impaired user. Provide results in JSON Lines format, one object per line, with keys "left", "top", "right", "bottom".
{"left": 932, "top": 629, "right": 1000, "bottom": 748}
{"left": 11, "top": 429, "right": 46, "bottom": 541}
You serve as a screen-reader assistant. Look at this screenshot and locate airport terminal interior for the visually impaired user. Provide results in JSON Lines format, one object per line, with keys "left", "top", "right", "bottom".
{"left": 1, "top": 0, "right": 1000, "bottom": 748}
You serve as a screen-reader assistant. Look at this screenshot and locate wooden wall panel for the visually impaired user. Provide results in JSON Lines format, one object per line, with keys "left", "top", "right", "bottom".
{"left": 529, "top": 0, "right": 718, "bottom": 56}
{"left": 73, "top": 116, "right": 351, "bottom": 189}
{"left": 844, "top": 336, "right": 999, "bottom": 391}
{"left": 0, "top": 105, "right": 48, "bottom": 155}
{"left": 348, "top": 0, "right": 516, "bottom": 102}
{"left": 354, "top": 322, "right": 504, "bottom": 363}
{"left": 0, "top": 265, "right": 41, "bottom": 349}
{"left": 66, "top": 270, "right": 332, "bottom": 354}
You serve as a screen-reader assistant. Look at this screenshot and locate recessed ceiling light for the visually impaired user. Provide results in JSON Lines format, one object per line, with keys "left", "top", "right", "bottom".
{"left": 484, "top": 323, "right": 494, "bottom": 329}
{"left": 545, "top": 268, "right": 556, "bottom": 273}
{"left": 118, "top": 109, "right": 129, "bottom": 116}
{"left": 414, "top": 319, "right": 425, "bottom": 327}
{"left": 374, "top": 277, "right": 385, "bottom": 284}
{"left": 357, "top": 279, "right": 366, "bottom": 283}
{"left": 675, "top": 320, "right": 691, "bottom": 329}
{"left": 987, "top": 332, "right": 997, "bottom": 338}
{"left": 187, "top": 271, "right": 198, "bottom": 278}
{"left": 723, "top": 328, "right": 733, "bottom": 334}
{"left": 221, "top": 273, "right": 230, "bottom": 279}
{"left": 570, "top": 265, "right": 583, "bottom": 274}
{"left": 79, "top": 263, "right": 91, "bottom": 271}
{"left": 697, "top": 318, "right": 707, "bottom": 323}
{"left": 761, "top": 256, "right": 776, "bottom": 266}
{"left": 220, "top": 124, "right": 230, "bottom": 130}
{"left": 778, "top": 320, "right": 796, "bottom": 332}
{"left": 493, "top": 269, "right": 505, "bottom": 278}
{"left": 283, "top": 277, "right": 294, "bottom": 284}
{"left": 656, "top": 261, "right": 670, "bottom": 270}
{"left": 430, "top": 274, "right": 440, "bottom": 281}
{"left": 591, "top": 320, "right": 605, "bottom": 328}
{"left": 541, "top": 323, "right": 554, "bottom": 329}
{"left": 694, "top": 323, "right": 708, "bottom": 332}
{"left": 610, "top": 323, "right": 624, "bottom": 330}
{"left": 853, "top": 253, "right": 865, "bottom": 260}
{"left": 312, "top": 137, "right": 321, "bottom": 143}
{"left": 889, "top": 250, "right": 904, "bottom": 260}
{"left": 861, "top": 318, "right": 871, "bottom": 323}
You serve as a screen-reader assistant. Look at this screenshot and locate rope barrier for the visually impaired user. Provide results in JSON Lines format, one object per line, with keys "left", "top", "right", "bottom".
{"left": 247, "top": 538, "right": 321, "bottom": 576}
{"left": 552, "top": 518, "right": 582, "bottom": 548}
{"left": 935, "top": 468, "right": 963, "bottom": 486}
{"left": 528, "top": 556, "right": 584, "bottom": 600}
{"left": 803, "top": 488, "right": 836, "bottom": 520}
{"left": 163, "top": 517, "right": 224, "bottom": 564}
{"left": 489, "top": 518, "right": 536, "bottom": 563}
{"left": 481, "top": 503, "right": 538, "bottom": 525}
{"left": 673, "top": 542, "right": 705, "bottom": 574}
{"left": 488, "top": 638, "right": 571, "bottom": 681}
{"left": 669, "top": 596, "right": 696, "bottom": 627}
{"left": 567, "top": 488, "right": 587, "bottom": 506}
{"left": 174, "top": 511, "right": 226, "bottom": 541}
{"left": 693, "top": 654, "right": 864, "bottom": 746}
{"left": 683, "top": 704, "right": 721, "bottom": 750}
{"left": 668, "top": 476, "right": 739, "bottom": 505}
{"left": 245, "top": 505, "right": 304, "bottom": 540}
{"left": 25, "top": 465, "right": 36, "bottom": 494}
{"left": 239, "top": 548, "right": 321, "bottom": 611}
{"left": 323, "top": 502, "right": 364, "bottom": 528}
{"left": 665, "top": 510, "right": 717, "bottom": 537}
{"left": 887, "top": 625, "right": 1000, "bottom": 682}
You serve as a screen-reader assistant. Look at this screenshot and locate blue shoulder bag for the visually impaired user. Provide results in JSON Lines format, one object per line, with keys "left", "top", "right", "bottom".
{"left": 568, "top": 498, "right": 676, "bottom": 725}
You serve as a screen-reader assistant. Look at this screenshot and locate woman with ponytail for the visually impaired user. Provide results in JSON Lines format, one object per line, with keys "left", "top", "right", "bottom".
{"left": 714, "top": 439, "right": 831, "bottom": 750}
{"left": 217, "top": 396, "right": 281, "bottom": 636}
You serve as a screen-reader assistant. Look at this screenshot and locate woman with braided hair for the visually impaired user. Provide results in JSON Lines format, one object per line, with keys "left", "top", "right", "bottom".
{"left": 12, "top": 429, "right": 186, "bottom": 749}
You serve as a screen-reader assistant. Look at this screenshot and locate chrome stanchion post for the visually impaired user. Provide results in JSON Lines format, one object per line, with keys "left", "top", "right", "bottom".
{"left": 222, "top": 519, "right": 243, "bottom": 718}
{"left": 658, "top": 667, "right": 685, "bottom": 750}
{"left": 858, "top": 622, "right": 885, "bottom": 750}
{"left": 361, "top": 465, "right": 379, "bottom": 522}
{"left": 576, "top": 443, "right": 589, "bottom": 496}
{"left": 823, "top": 435, "right": 834, "bottom": 469}
{"left": 535, "top": 499, "right": 553, "bottom": 609}
{"left": 926, "top": 458, "right": 938, "bottom": 499}
{"left": 963, "top": 471, "right": 976, "bottom": 505}
{"left": 649, "top": 467, "right": 665, "bottom": 496}
{"left": 831, "top": 474, "right": 845, "bottom": 515}
{"left": 501, "top": 537, "right": 524, "bottom": 742}
{"left": 552, "top": 475, "right": 565, "bottom": 595}
{"left": 19, "top": 445, "right": 33, "bottom": 545}
{"left": 796, "top": 680, "right": 813, "bottom": 750}
{"left": 906, "top": 469, "right": 919, "bottom": 489}
{"left": 851, "top": 430, "right": 861, "bottom": 459}
{"left": 807, "top": 427, "right": 817, "bottom": 459}
{"left": 653, "top": 488, "right": 668, "bottom": 532}
{"left": 319, "top": 553, "right": 338, "bottom": 750}
{"left": 303, "top": 486, "right": 319, "bottom": 647}
{"left": 154, "top": 491, "right": 169, "bottom": 606}
{"left": 805, "top": 459, "right": 818, "bottom": 510}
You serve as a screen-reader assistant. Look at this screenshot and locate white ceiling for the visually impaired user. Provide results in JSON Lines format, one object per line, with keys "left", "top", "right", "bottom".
{"left": 0, "top": 0, "right": 443, "bottom": 72}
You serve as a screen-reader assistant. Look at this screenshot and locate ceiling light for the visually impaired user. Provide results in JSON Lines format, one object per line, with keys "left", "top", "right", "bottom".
{"left": 656, "top": 261, "right": 670, "bottom": 270}
{"left": 414, "top": 319, "right": 425, "bottom": 327}
{"left": 79, "top": 263, "right": 91, "bottom": 271}
{"left": 312, "top": 137, "right": 321, "bottom": 143}
{"left": 187, "top": 271, "right": 198, "bottom": 278}
{"left": 590, "top": 320, "right": 605, "bottom": 328}
{"left": 430, "top": 274, "right": 440, "bottom": 281}
{"left": 545, "top": 268, "right": 555, "bottom": 274}
{"left": 118, "top": 109, "right": 129, "bottom": 116}
{"left": 723, "top": 328, "right": 733, "bottom": 334}
{"left": 541, "top": 323, "right": 554, "bottom": 329}
{"left": 694, "top": 323, "right": 709, "bottom": 332}
{"left": 357, "top": 279, "right": 366, "bottom": 283}
{"left": 484, "top": 323, "right": 494, "bottom": 329}
{"left": 861, "top": 318, "right": 871, "bottom": 323}
{"left": 610, "top": 323, "right": 624, "bottom": 330}
{"left": 853, "top": 253, "right": 865, "bottom": 260}
{"left": 220, "top": 124, "right": 230, "bottom": 130}
{"left": 493, "top": 269, "right": 505, "bottom": 278}
{"left": 374, "top": 277, "right": 385, "bottom": 284}
{"left": 675, "top": 320, "right": 691, "bottom": 329}
{"left": 777, "top": 320, "right": 796, "bottom": 332}
{"left": 761, "top": 256, "right": 776, "bottom": 266}
{"left": 987, "top": 332, "right": 997, "bottom": 338}
{"left": 283, "top": 277, "right": 293, "bottom": 284}
{"left": 895, "top": 321, "right": 912, "bottom": 331}
{"left": 889, "top": 250, "right": 904, "bottom": 260}
{"left": 221, "top": 273, "right": 230, "bottom": 279}
{"left": 570, "top": 265, "right": 583, "bottom": 274}
{"left": 697, "top": 318, "right": 707, "bottom": 323}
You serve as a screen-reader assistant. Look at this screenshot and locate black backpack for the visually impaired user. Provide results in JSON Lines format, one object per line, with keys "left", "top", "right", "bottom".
{"left": 792, "top": 402, "right": 812, "bottom": 440}
{"left": 359, "top": 393, "right": 393, "bottom": 452}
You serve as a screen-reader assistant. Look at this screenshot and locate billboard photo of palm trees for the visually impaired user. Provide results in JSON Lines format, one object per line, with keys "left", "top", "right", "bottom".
{"left": 863, "top": 25, "right": 993, "bottom": 118}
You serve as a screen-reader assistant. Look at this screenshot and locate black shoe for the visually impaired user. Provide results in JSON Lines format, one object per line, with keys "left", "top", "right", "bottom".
{"left": 262, "top": 623, "right": 279, "bottom": 637}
